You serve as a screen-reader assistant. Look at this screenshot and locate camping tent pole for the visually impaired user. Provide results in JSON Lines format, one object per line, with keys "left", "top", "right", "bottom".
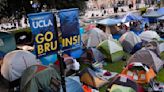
{"left": 53, "top": 13, "right": 66, "bottom": 92}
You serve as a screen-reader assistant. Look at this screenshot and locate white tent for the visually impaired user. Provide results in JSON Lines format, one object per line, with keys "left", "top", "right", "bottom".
{"left": 159, "top": 42, "right": 164, "bottom": 53}
{"left": 82, "top": 27, "right": 108, "bottom": 48}
{"left": 1, "top": 50, "right": 38, "bottom": 81}
{"left": 139, "top": 31, "right": 160, "bottom": 42}
{"left": 119, "top": 31, "right": 142, "bottom": 53}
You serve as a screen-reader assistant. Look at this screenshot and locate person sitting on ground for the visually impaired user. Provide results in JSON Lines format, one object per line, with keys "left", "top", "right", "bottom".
{"left": 54, "top": 54, "right": 80, "bottom": 76}
{"left": 63, "top": 54, "right": 80, "bottom": 76}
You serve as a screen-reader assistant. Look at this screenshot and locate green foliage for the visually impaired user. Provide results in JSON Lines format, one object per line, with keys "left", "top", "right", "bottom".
{"left": 0, "top": 0, "right": 8, "bottom": 18}
{"left": 55, "top": 0, "right": 86, "bottom": 13}
{"left": 10, "top": 28, "right": 31, "bottom": 35}
{"left": 140, "top": 7, "right": 147, "bottom": 15}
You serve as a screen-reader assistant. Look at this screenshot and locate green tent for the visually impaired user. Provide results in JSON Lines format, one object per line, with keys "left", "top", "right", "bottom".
{"left": 97, "top": 39, "right": 124, "bottom": 62}
{"left": 0, "top": 32, "right": 16, "bottom": 54}
{"left": 109, "top": 84, "right": 136, "bottom": 92}
{"left": 20, "top": 65, "right": 61, "bottom": 92}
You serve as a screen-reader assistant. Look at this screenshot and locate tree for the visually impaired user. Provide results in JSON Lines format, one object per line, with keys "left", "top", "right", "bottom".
{"left": 0, "top": 0, "right": 87, "bottom": 19}
{"left": 0, "top": 0, "right": 8, "bottom": 19}
{"left": 161, "top": 0, "right": 164, "bottom": 7}
{"left": 39, "top": 0, "right": 87, "bottom": 13}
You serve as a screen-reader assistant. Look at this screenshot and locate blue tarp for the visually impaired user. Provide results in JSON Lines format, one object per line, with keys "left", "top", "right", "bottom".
{"left": 142, "top": 10, "right": 163, "bottom": 23}
{"left": 157, "top": 7, "right": 164, "bottom": 16}
{"left": 97, "top": 18, "right": 121, "bottom": 26}
{"left": 122, "top": 13, "right": 143, "bottom": 23}
{"left": 143, "top": 11, "right": 162, "bottom": 18}
{"left": 158, "top": 16, "right": 164, "bottom": 20}
{"left": 39, "top": 54, "right": 57, "bottom": 65}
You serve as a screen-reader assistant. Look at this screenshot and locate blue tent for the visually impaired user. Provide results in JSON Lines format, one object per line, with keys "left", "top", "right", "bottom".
{"left": 157, "top": 7, "right": 164, "bottom": 16}
{"left": 60, "top": 76, "right": 84, "bottom": 92}
{"left": 122, "top": 13, "right": 142, "bottom": 23}
{"left": 97, "top": 18, "right": 121, "bottom": 26}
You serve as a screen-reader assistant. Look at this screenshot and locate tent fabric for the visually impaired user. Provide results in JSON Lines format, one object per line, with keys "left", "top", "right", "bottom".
{"left": 110, "top": 84, "right": 136, "bottom": 92}
{"left": 0, "top": 32, "right": 16, "bottom": 54}
{"left": 97, "top": 18, "right": 121, "bottom": 26}
{"left": 107, "top": 74, "right": 144, "bottom": 92}
{"left": 121, "top": 62, "right": 156, "bottom": 84}
{"left": 82, "top": 28, "right": 108, "bottom": 48}
{"left": 80, "top": 68, "right": 108, "bottom": 89}
{"left": 127, "top": 49, "right": 164, "bottom": 72}
{"left": 143, "top": 11, "right": 162, "bottom": 18}
{"left": 157, "top": 7, "right": 164, "bottom": 16}
{"left": 119, "top": 31, "right": 142, "bottom": 53}
{"left": 1, "top": 50, "right": 38, "bottom": 81}
{"left": 131, "top": 42, "right": 143, "bottom": 54}
{"left": 80, "top": 48, "right": 105, "bottom": 63}
{"left": 64, "top": 47, "right": 84, "bottom": 59}
{"left": 61, "top": 76, "right": 84, "bottom": 92}
{"left": 20, "top": 65, "right": 61, "bottom": 92}
{"left": 122, "top": 13, "right": 142, "bottom": 23}
{"left": 159, "top": 42, "right": 164, "bottom": 52}
{"left": 97, "top": 39, "right": 124, "bottom": 62}
{"left": 139, "top": 31, "right": 160, "bottom": 42}
{"left": 158, "top": 16, "right": 164, "bottom": 20}
{"left": 85, "top": 24, "right": 96, "bottom": 32}
{"left": 82, "top": 85, "right": 92, "bottom": 92}
{"left": 144, "top": 41, "right": 160, "bottom": 57}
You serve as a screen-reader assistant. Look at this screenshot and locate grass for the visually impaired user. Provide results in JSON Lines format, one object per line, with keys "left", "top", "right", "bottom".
{"left": 156, "top": 52, "right": 164, "bottom": 83}
{"left": 103, "top": 61, "right": 126, "bottom": 73}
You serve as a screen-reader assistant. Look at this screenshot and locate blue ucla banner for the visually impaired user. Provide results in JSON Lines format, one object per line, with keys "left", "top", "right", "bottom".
{"left": 58, "top": 8, "right": 81, "bottom": 50}
{"left": 28, "top": 12, "right": 58, "bottom": 58}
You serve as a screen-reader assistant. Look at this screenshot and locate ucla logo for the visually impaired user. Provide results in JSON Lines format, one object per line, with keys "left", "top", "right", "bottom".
{"left": 32, "top": 19, "right": 53, "bottom": 28}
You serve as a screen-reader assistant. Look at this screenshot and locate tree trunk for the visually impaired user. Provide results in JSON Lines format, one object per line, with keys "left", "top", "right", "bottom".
{"left": 161, "top": 0, "right": 164, "bottom": 7}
